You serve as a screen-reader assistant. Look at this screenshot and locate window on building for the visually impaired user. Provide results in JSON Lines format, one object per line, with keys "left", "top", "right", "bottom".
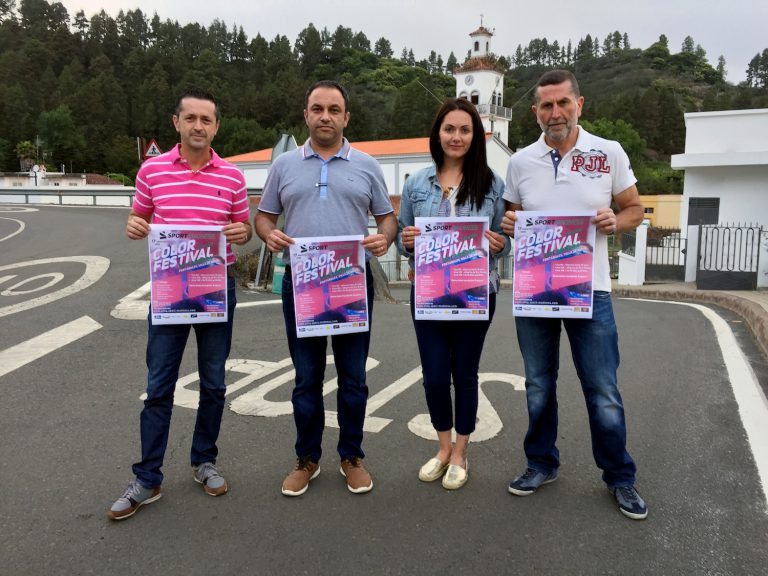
{"left": 688, "top": 197, "right": 720, "bottom": 225}
{"left": 644, "top": 207, "right": 654, "bottom": 214}
{"left": 474, "top": 41, "right": 479, "bottom": 52}
{"left": 471, "top": 92, "right": 479, "bottom": 105}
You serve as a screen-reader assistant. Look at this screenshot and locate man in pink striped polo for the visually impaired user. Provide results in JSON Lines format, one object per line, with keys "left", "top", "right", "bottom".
{"left": 108, "top": 88, "right": 252, "bottom": 520}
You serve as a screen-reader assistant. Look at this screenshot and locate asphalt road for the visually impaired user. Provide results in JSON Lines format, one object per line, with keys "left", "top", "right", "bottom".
{"left": 1, "top": 205, "right": 767, "bottom": 575}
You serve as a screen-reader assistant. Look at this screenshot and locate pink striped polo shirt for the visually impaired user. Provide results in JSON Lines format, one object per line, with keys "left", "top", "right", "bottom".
{"left": 133, "top": 143, "right": 250, "bottom": 265}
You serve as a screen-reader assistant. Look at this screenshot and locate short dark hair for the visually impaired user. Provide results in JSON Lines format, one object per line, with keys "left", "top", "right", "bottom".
{"left": 304, "top": 80, "right": 350, "bottom": 112}
{"left": 174, "top": 88, "right": 221, "bottom": 122}
{"left": 534, "top": 70, "right": 580, "bottom": 103}
{"left": 429, "top": 97, "right": 493, "bottom": 210}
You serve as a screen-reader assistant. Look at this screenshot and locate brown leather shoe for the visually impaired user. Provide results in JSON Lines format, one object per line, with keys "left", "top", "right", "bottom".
{"left": 340, "top": 457, "right": 373, "bottom": 494}
{"left": 281, "top": 457, "right": 320, "bottom": 496}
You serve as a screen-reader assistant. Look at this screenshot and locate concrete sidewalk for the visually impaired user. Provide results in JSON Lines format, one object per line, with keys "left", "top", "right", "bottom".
{"left": 612, "top": 281, "right": 768, "bottom": 359}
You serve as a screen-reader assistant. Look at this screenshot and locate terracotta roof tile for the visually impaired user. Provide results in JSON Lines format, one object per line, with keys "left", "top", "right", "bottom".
{"left": 225, "top": 148, "right": 273, "bottom": 163}
{"left": 469, "top": 26, "right": 493, "bottom": 37}
{"left": 454, "top": 56, "right": 504, "bottom": 73}
{"left": 225, "top": 137, "right": 431, "bottom": 163}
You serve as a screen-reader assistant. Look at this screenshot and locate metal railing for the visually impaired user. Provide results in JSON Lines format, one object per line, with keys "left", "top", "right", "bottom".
{"left": 475, "top": 104, "right": 513, "bottom": 119}
{"left": 699, "top": 223, "right": 762, "bottom": 273}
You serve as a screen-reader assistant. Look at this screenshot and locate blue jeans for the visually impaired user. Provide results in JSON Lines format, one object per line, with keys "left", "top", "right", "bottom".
{"left": 514, "top": 291, "right": 637, "bottom": 487}
{"left": 411, "top": 286, "right": 496, "bottom": 435}
{"left": 133, "top": 276, "right": 236, "bottom": 488}
{"left": 282, "top": 267, "right": 374, "bottom": 462}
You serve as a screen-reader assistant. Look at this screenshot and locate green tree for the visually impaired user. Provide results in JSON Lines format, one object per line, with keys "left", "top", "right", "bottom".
{"left": 681, "top": 35, "right": 695, "bottom": 54}
{"left": 15, "top": 139, "right": 36, "bottom": 169}
{"left": 389, "top": 77, "right": 448, "bottom": 138}
{"left": 37, "top": 104, "right": 85, "bottom": 168}
{"left": 295, "top": 23, "right": 324, "bottom": 77}
{"left": 215, "top": 116, "right": 278, "bottom": 157}
{"left": 446, "top": 51, "right": 457, "bottom": 72}
{"left": 579, "top": 118, "right": 646, "bottom": 163}
{"left": 351, "top": 31, "right": 370, "bottom": 52}
{"left": 103, "top": 134, "right": 139, "bottom": 175}
{"left": 374, "top": 37, "right": 392, "bottom": 59}
{"left": 70, "top": 54, "right": 127, "bottom": 171}
{"left": 716, "top": 55, "right": 726, "bottom": 80}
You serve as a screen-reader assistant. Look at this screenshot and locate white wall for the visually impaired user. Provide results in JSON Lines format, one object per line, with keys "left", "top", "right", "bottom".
{"left": 682, "top": 109, "right": 768, "bottom": 154}
{"left": 679, "top": 166, "right": 768, "bottom": 229}
{"left": 242, "top": 166, "right": 269, "bottom": 190}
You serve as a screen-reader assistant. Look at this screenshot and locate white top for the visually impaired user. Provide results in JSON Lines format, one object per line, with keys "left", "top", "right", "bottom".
{"left": 504, "top": 127, "right": 637, "bottom": 291}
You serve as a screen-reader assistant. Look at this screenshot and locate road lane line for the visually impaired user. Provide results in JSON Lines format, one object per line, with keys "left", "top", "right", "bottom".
{"left": 0, "top": 217, "right": 25, "bottom": 242}
{"left": 0, "top": 316, "right": 102, "bottom": 378}
{"left": 626, "top": 298, "right": 768, "bottom": 512}
{"left": 0, "top": 256, "right": 110, "bottom": 318}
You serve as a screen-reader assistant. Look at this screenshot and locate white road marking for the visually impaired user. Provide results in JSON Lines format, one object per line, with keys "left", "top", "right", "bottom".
{"left": 0, "top": 206, "right": 38, "bottom": 213}
{"left": 111, "top": 282, "right": 280, "bottom": 320}
{"left": 626, "top": 298, "right": 768, "bottom": 511}
{"left": 236, "top": 300, "right": 281, "bottom": 308}
{"left": 110, "top": 282, "right": 150, "bottom": 320}
{"left": 0, "top": 316, "right": 102, "bottom": 378}
{"left": 0, "top": 256, "right": 110, "bottom": 318}
{"left": 1, "top": 273, "right": 64, "bottom": 296}
{"left": 409, "top": 372, "right": 526, "bottom": 441}
{"left": 0, "top": 217, "right": 25, "bottom": 242}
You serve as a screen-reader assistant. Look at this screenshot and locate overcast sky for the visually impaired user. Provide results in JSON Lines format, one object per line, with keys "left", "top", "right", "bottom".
{"left": 59, "top": 0, "right": 766, "bottom": 84}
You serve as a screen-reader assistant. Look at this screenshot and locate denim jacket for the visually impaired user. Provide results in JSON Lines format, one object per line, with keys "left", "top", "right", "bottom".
{"left": 396, "top": 165, "right": 511, "bottom": 293}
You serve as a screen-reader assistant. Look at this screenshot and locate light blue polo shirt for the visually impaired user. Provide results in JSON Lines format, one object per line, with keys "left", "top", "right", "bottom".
{"left": 259, "top": 138, "right": 393, "bottom": 259}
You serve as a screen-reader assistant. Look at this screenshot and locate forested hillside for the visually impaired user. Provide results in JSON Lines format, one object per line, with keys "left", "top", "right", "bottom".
{"left": 1, "top": 0, "right": 767, "bottom": 193}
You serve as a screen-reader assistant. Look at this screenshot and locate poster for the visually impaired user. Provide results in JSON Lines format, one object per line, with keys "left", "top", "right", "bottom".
{"left": 148, "top": 224, "right": 227, "bottom": 325}
{"left": 513, "top": 211, "right": 596, "bottom": 318}
{"left": 289, "top": 235, "right": 368, "bottom": 337}
{"left": 413, "top": 216, "right": 489, "bottom": 320}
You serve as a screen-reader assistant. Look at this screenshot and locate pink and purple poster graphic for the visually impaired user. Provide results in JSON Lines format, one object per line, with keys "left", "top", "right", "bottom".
{"left": 414, "top": 217, "right": 489, "bottom": 321}
{"left": 148, "top": 225, "right": 227, "bottom": 325}
{"left": 289, "top": 235, "right": 368, "bottom": 338}
{"left": 513, "top": 211, "right": 596, "bottom": 318}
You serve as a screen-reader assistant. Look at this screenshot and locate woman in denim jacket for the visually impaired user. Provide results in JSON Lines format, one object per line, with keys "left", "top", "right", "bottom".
{"left": 396, "top": 98, "right": 510, "bottom": 489}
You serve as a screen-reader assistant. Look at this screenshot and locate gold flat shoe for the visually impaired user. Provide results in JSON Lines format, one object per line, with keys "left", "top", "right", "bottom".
{"left": 442, "top": 459, "right": 468, "bottom": 490}
{"left": 418, "top": 457, "right": 449, "bottom": 482}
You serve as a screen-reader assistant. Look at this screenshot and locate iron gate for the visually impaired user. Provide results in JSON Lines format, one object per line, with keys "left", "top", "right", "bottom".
{"left": 697, "top": 223, "right": 763, "bottom": 290}
{"left": 646, "top": 227, "right": 687, "bottom": 282}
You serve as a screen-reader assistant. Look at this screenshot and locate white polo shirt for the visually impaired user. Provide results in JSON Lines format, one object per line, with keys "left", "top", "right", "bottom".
{"left": 504, "top": 127, "right": 636, "bottom": 292}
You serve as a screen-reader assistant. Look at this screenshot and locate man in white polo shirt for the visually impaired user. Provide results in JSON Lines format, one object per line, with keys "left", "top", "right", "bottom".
{"left": 501, "top": 70, "right": 647, "bottom": 520}
{"left": 255, "top": 80, "right": 396, "bottom": 497}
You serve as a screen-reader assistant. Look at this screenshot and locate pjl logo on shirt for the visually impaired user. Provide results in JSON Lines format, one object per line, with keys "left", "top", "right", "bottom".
{"left": 571, "top": 150, "right": 610, "bottom": 178}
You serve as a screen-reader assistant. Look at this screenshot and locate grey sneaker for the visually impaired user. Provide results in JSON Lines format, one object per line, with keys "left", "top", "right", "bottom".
{"left": 508, "top": 467, "right": 558, "bottom": 496}
{"left": 193, "top": 462, "right": 228, "bottom": 496}
{"left": 106, "top": 479, "right": 162, "bottom": 520}
{"left": 611, "top": 486, "right": 648, "bottom": 520}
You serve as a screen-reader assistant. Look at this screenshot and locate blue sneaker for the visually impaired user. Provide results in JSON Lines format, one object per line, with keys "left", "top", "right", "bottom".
{"left": 611, "top": 486, "right": 648, "bottom": 520}
{"left": 508, "top": 467, "right": 558, "bottom": 496}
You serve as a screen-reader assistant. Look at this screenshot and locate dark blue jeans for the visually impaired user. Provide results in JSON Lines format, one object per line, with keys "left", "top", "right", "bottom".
{"left": 410, "top": 286, "right": 496, "bottom": 435}
{"left": 282, "top": 267, "right": 374, "bottom": 462}
{"left": 133, "top": 276, "right": 236, "bottom": 489}
{"left": 514, "top": 291, "right": 637, "bottom": 487}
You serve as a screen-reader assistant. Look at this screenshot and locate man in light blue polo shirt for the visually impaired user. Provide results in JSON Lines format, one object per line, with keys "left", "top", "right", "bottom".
{"left": 255, "top": 80, "right": 396, "bottom": 497}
